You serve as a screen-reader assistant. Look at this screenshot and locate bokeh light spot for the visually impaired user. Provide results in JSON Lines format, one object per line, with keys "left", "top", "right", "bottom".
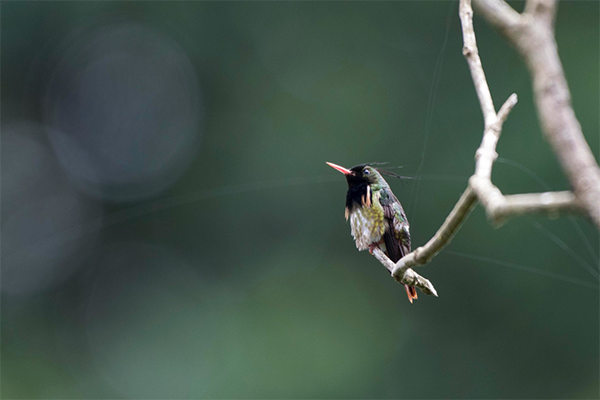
{"left": 2, "top": 122, "right": 101, "bottom": 296}
{"left": 43, "top": 23, "right": 202, "bottom": 202}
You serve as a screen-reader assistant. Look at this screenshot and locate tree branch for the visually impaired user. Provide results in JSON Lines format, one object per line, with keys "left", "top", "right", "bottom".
{"left": 474, "top": 0, "right": 600, "bottom": 228}
{"left": 372, "top": 0, "right": 590, "bottom": 291}
{"left": 460, "top": 0, "right": 496, "bottom": 126}
{"left": 371, "top": 247, "right": 438, "bottom": 297}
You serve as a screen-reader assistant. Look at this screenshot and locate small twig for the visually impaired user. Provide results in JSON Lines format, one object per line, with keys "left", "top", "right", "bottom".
{"left": 371, "top": 247, "right": 438, "bottom": 297}
{"left": 460, "top": 0, "right": 496, "bottom": 126}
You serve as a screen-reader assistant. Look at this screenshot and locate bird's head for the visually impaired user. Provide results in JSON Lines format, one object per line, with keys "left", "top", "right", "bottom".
{"left": 326, "top": 162, "right": 387, "bottom": 188}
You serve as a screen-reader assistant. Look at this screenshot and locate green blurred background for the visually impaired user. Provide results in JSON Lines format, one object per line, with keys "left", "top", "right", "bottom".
{"left": 2, "top": 1, "right": 599, "bottom": 398}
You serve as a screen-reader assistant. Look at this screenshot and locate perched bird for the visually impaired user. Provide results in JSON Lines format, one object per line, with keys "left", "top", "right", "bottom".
{"left": 327, "top": 162, "right": 417, "bottom": 303}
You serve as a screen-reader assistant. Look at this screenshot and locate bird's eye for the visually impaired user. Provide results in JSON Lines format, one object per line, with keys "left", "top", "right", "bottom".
{"left": 363, "top": 169, "right": 370, "bottom": 175}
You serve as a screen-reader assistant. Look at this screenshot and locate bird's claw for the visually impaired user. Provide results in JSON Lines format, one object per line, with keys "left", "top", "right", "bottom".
{"left": 368, "top": 244, "right": 379, "bottom": 254}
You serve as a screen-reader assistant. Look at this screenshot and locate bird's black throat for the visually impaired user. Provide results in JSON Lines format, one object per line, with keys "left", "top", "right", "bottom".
{"left": 345, "top": 183, "right": 369, "bottom": 212}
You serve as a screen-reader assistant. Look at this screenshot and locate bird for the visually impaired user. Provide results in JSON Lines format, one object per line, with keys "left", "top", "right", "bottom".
{"left": 326, "top": 162, "right": 418, "bottom": 303}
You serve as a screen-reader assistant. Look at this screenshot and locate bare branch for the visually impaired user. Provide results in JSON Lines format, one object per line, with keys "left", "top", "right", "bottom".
{"left": 471, "top": 177, "right": 581, "bottom": 223}
{"left": 371, "top": 247, "right": 438, "bottom": 297}
{"left": 495, "top": 191, "right": 580, "bottom": 220}
{"left": 474, "top": 0, "right": 600, "bottom": 228}
{"left": 371, "top": 0, "right": 590, "bottom": 292}
{"left": 459, "top": 0, "right": 496, "bottom": 126}
{"left": 474, "top": 94, "right": 518, "bottom": 179}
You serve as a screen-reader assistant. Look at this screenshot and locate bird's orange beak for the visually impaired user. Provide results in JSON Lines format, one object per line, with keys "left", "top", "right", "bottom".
{"left": 326, "top": 162, "right": 353, "bottom": 175}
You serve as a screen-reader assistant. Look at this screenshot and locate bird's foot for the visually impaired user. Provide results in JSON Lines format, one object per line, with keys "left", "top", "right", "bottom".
{"left": 368, "top": 243, "right": 380, "bottom": 255}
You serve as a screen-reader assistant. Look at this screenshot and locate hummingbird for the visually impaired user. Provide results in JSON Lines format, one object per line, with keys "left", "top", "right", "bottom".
{"left": 327, "top": 162, "right": 418, "bottom": 303}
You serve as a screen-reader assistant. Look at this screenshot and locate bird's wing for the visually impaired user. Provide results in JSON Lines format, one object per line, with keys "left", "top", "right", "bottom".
{"left": 379, "top": 187, "right": 417, "bottom": 303}
{"left": 379, "top": 188, "right": 411, "bottom": 262}
{"left": 380, "top": 188, "right": 417, "bottom": 302}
